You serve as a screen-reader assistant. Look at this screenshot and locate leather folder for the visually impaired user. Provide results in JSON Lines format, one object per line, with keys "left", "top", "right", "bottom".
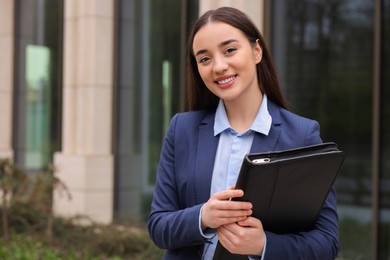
{"left": 213, "top": 142, "right": 345, "bottom": 260}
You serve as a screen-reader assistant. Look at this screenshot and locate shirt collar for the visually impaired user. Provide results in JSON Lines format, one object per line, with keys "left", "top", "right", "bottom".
{"left": 214, "top": 95, "right": 272, "bottom": 136}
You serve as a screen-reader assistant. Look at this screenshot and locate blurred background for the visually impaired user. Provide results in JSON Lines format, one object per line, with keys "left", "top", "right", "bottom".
{"left": 0, "top": 0, "right": 389, "bottom": 259}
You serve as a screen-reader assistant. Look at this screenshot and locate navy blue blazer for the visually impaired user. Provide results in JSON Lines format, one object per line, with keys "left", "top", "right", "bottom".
{"left": 148, "top": 100, "right": 339, "bottom": 259}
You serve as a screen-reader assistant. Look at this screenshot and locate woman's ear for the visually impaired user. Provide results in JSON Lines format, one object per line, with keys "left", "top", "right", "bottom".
{"left": 254, "top": 39, "right": 262, "bottom": 64}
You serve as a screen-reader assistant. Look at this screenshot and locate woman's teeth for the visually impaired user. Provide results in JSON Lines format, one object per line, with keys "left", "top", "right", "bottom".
{"left": 218, "top": 76, "right": 235, "bottom": 84}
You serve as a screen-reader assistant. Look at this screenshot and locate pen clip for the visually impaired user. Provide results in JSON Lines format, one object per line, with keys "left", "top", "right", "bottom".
{"left": 252, "top": 158, "right": 270, "bottom": 164}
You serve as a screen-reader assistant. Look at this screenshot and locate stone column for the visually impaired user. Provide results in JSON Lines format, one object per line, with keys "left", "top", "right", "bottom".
{"left": 54, "top": 0, "right": 115, "bottom": 224}
{"left": 0, "top": 0, "right": 14, "bottom": 159}
{"left": 199, "top": 0, "right": 265, "bottom": 34}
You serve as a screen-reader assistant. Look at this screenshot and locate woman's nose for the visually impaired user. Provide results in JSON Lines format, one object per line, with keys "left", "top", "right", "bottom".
{"left": 213, "top": 55, "right": 228, "bottom": 74}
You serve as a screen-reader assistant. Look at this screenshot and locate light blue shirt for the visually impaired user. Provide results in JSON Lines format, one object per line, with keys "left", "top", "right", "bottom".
{"left": 201, "top": 95, "right": 272, "bottom": 260}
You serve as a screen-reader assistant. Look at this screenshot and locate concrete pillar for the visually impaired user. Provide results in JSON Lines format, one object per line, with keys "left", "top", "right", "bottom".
{"left": 199, "top": 0, "right": 265, "bottom": 34}
{"left": 54, "top": 0, "right": 115, "bottom": 224}
{"left": 0, "top": 0, "right": 14, "bottom": 159}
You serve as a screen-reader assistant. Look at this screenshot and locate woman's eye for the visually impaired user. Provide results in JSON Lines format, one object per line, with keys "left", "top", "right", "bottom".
{"left": 225, "top": 48, "right": 237, "bottom": 54}
{"left": 199, "top": 57, "right": 210, "bottom": 64}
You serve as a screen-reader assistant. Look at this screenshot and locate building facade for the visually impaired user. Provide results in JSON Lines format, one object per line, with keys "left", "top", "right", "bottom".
{"left": 1, "top": 0, "right": 389, "bottom": 259}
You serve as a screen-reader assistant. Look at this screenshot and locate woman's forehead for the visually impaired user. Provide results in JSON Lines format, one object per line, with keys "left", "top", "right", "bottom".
{"left": 192, "top": 22, "right": 247, "bottom": 51}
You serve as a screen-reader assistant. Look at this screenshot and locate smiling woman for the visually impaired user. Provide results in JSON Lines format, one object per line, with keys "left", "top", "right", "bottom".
{"left": 148, "top": 6, "right": 340, "bottom": 260}
{"left": 186, "top": 9, "right": 287, "bottom": 112}
{"left": 192, "top": 22, "right": 262, "bottom": 113}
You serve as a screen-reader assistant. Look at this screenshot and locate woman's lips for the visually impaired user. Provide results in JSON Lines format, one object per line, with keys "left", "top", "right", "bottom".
{"left": 215, "top": 75, "right": 236, "bottom": 88}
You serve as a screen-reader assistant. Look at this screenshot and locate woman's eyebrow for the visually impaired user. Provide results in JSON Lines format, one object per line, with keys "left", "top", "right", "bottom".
{"left": 195, "top": 39, "right": 238, "bottom": 57}
{"left": 219, "top": 39, "right": 238, "bottom": 47}
{"left": 195, "top": 49, "right": 207, "bottom": 57}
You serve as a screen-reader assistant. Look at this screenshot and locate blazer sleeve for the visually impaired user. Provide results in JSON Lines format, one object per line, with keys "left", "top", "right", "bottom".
{"left": 147, "top": 114, "right": 208, "bottom": 250}
{"left": 264, "top": 119, "right": 340, "bottom": 259}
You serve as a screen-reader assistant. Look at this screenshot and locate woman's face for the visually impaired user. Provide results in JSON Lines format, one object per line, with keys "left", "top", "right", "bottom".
{"left": 192, "top": 21, "right": 262, "bottom": 103}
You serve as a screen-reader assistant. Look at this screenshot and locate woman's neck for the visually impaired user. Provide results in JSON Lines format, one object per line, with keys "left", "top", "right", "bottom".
{"left": 224, "top": 90, "right": 263, "bottom": 134}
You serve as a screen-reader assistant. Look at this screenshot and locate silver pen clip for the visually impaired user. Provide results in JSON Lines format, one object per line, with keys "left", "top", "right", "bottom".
{"left": 252, "top": 158, "right": 271, "bottom": 164}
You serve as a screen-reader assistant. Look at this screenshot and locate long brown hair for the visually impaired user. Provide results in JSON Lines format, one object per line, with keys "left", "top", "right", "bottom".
{"left": 186, "top": 7, "right": 287, "bottom": 111}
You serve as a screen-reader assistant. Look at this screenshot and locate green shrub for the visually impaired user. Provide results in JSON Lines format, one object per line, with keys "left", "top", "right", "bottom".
{"left": 0, "top": 234, "right": 63, "bottom": 259}
{"left": 0, "top": 158, "right": 163, "bottom": 259}
{"left": 0, "top": 202, "right": 164, "bottom": 259}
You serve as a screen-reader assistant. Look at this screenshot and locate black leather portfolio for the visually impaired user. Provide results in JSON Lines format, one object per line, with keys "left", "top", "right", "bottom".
{"left": 213, "top": 142, "right": 345, "bottom": 260}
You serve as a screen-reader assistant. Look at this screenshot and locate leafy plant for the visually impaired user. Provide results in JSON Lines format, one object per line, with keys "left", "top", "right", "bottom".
{"left": 0, "top": 159, "right": 163, "bottom": 259}
{"left": 0, "top": 158, "right": 71, "bottom": 245}
{"left": 16, "top": 165, "right": 71, "bottom": 244}
{"left": 0, "top": 158, "right": 27, "bottom": 240}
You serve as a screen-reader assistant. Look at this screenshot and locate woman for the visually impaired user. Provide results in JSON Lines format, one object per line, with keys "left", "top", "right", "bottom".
{"left": 148, "top": 7, "right": 339, "bottom": 260}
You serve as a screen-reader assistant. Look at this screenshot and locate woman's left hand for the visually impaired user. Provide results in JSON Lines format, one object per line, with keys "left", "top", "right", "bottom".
{"left": 217, "top": 216, "right": 266, "bottom": 256}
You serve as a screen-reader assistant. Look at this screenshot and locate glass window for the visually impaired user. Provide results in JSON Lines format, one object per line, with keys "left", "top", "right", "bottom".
{"left": 379, "top": 0, "right": 390, "bottom": 259}
{"left": 272, "top": 1, "right": 374, "bottom": 258}
{"left": 115, "top": 0, "right": 198, "bottom": 220}
{"left": 14, "top": 0, "right": 63, "bottom": 171}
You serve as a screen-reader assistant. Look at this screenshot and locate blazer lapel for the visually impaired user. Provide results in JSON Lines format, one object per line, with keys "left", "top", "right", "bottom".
{"left": 195, "top": 112, "right": 219, "bottom": 203}
{"left": 250, "top": 126, "right": 281, "bottom": 153}
{"left": 194, "top": 101, "right": 283, "bottom": 203}
{"left": 250, "top": 100, "right": 282, "bottom": 153}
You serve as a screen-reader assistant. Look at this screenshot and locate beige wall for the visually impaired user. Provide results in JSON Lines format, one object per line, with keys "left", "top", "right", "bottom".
{"left": 199, "top": 0, "right": 265, "bottom": 34}
{"left": 0, "top": 0, "right": 14, "bottom": 159}
{"left": 53, "top": 0, "right": 115, "bottom": 224}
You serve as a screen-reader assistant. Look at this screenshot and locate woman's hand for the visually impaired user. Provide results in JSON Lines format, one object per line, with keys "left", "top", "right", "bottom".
{"left": 217, "top": 216, "right": 266, "bottom": 256}
{"left": 201, "top": 188, "right": 252, "bottom": 230}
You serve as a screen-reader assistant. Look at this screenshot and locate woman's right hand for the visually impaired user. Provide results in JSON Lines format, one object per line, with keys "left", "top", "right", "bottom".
{"left": 201, "top": 188, "right": 253, "bottom": 230}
